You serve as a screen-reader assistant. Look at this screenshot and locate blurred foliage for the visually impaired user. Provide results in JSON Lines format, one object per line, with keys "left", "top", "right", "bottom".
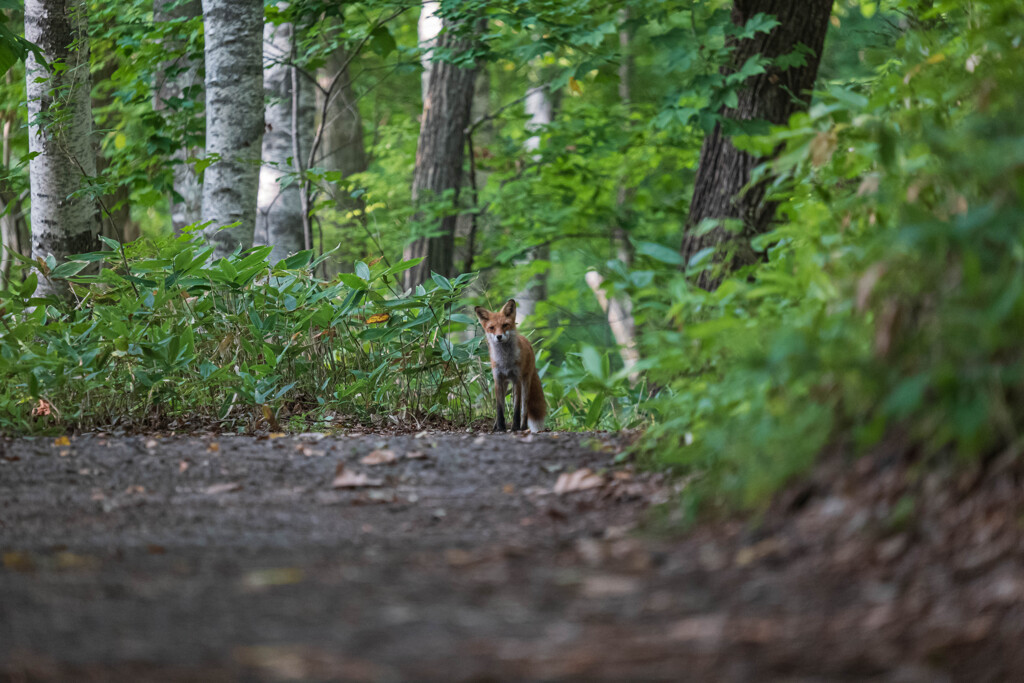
{"left": 633, "top": 0, "right": 1024, "bottom": 514}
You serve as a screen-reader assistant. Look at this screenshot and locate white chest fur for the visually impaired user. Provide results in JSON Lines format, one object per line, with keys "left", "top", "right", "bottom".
{"left": 487, "top": 332, "right": 520, "bottom": 380}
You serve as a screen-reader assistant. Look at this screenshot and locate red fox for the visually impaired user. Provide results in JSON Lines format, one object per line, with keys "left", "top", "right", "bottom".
{"left": 474, "top": 299, "right": 547, "bottom": 433}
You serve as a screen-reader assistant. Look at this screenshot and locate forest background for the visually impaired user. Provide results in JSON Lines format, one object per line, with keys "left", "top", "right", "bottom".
{"left": 0, "top": 0, "right": 1022, "bottom": 515}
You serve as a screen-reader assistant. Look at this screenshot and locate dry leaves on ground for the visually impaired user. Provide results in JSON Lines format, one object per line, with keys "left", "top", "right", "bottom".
{"left": 331, "top": 463, "right": 383, "bottom": 488}
{"left": 204, "top": 482, "right": 242, "bottom": 495}
{"left": 361, "top": 449, "right": 397, "bottom": 466}
{"left": 553, "top": 468, "right": 606, "bottom": 495}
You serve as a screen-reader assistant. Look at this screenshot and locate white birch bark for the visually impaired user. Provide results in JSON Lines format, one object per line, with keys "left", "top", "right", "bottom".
{"left": 523, "top": 85, "right": 551, "bottom": 156}
{"left": 200, "top": 0, "right": 263, "bottom": 258}
{"left": 515, "top": 84, "right": 552, "bottom": 322}
{"left": 25, "top": 0, "right": 97, "bottom": 298}
{"left": 154, "top": 0, "right": 203, "bottom": 233}
{"left": 417, "top": 1, "right": 441, "bottom": 100}
{"left": 255, "top": 12, "right": 314, "bottom": 265}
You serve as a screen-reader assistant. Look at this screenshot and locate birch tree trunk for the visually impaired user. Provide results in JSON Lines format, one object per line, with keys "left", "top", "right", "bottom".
{"left": 255, "top": 12, "right": 315, "bottom": 264}
{"left": 201, "top": 0, "right": 263, "bottom": 258}
{"left": 25, "top": 0, "right": 97, "bottom": 298}
{"left": 514, "top": 84, "right": 552, "bottom": 322}
{"left": 154, "top": 0, "right": 203, "bottom": 234}
{"left": 402, "top": 12, "right": 479, "bottom": 290}
{"left": 679, "top": 0, "right": 832, "bottom": 290}
{"left": 417, "top": 1, "right": 441, "bottom": 102}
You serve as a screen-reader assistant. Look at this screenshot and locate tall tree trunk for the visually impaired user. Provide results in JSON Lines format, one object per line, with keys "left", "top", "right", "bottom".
{"left": 456, "top": 66, "right": 489, "bottom": 275}
{"left": 25, "top": 0, "right": 97, "bottom": 298}
{"left": 402, "top": 13, "right": 479, "bottom": 290}
{"left": 200, "top": 0, "right": 263, "bottom": 258}
{"left": 316, "top": 51, "right": 367, "bottom": 199}
{"left": 255, "top": 11, "right": 315, "bottom": 264}
{"left": 417, "top": 1, "right": 441, "bottom": 102}
{"left": 680, "top": 0, "right": 832, "bottom": 290}
{"left": 515, "top": 83, "right": 552, "bottom": 322}
{"left": 154, "top": 0, "right": 203, "bottom": 234}
{"left": 311, "top": 48, "right": 367, "bottom": 278}
{"left": 315, "top": 47, "right": 367, "bottom": 260}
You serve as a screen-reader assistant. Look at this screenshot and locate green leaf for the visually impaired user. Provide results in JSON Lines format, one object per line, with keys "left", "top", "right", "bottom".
{"left": 635, "top": 241, "right": 684, "bottom": 266}
{"left": 431, "top": 272, "right": 453, "bottom": 291}
{"left": 50, "top": 260, "right": 89, "bottom": 279}
{"left": 338, "top": 273, "right": 367, "bottom": 290}
{"left": 581, "top": 346, "right": 604, "bottom": 380}
{"left": 370, "top": 26, "right": 396, "bottom": 57}
{"left": 585, "top": 392, "right": 606, "bottom": 429}
{"left": 98, "top": 235, "right": 121, "bottom": 251}
{"left": 281, "top": 250, "right": 313, "bottom": 270}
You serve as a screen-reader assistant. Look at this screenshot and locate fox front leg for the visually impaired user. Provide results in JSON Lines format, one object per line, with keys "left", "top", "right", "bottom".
{"left": 493, "top": 375, "right": 507, "bottom": 433}
{"left": 511, "top": 379, "right": 523, "bottom": 432}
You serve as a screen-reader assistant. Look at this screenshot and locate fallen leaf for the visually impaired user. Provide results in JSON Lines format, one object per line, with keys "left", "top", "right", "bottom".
{"left": 580, "top": 574, "right": 641, "bottom": 598}
{"left": 553, "top": 468, "right": 606, "bottom": 495}
{"left": 331, "top": 463, "right": 382, "bottom": 488}
{"left": 55, "top": 551, "right": 100, "bottom": 571}
{"left": 502, "top": 483, "right": 515, "bottom": 494}
{"left": 204, "top": 482, "right": 242, "bottom": 495}
{"left": 404, "top": 450, "right": 427, "bottom": 460}
{"left": 31, "top": 399, "right": 51, "bottom": 417}
{"left": 361, "top": 449, "right": 397, "bottom": 465}
{"left": 365, "top": 312, "right": 390, "bottom": 324}
{"left": 242, "top": 567, "right": 304, "bottom": 589}
{"left": 262, "top": 405, "right": 282, "bottom": 432}
{"left": 53, "top": 436, "right": 70, "bottom": 447}
{"left": 2, "top": 551, "right": 34, "bottom": 572}
{"left": 207, "top": 442, "right": 220, "bottom": 453}
{"left": 178, "top": 460, "right": 190, "bottom": 473}
{"left": 147, "top": 544, "right": 166, "bottom": 555}
{"left": 735, "top": 537, "right": 785, "bottom": 567}
{"left": 145, "top": 438, "right": 158, "bottom": 449}
{"left": 268, "top": 432, "right": 286, "bottom": 440}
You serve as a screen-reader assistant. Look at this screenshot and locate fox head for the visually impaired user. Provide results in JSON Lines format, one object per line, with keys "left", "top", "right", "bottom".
{"left": 475, "top": 299, "right": 517, "bottom": 344}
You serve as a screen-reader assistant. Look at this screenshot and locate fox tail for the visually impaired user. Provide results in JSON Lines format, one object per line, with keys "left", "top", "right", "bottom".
{"left": 526, "top": 373, "right": 547, "bottom": 433}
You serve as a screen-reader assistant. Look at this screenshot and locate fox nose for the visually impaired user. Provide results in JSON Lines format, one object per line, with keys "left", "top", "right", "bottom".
{"left": 496, "top": 334, "right": 504, "bottom": 341}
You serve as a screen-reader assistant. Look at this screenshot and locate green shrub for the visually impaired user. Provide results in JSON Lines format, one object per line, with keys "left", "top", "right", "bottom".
{"left": 0, "top": 233, "right": 484, "bottom": 432}
{"left": 635, "top": 0, "right": 1024, "bottom": 513}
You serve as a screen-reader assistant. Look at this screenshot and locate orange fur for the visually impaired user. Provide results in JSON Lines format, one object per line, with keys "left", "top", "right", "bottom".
{"left": 474, "top": 299, "right": 547, "bottom": 433}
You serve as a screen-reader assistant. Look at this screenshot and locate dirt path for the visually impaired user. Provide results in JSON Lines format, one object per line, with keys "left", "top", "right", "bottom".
{"left": 2, "top": 431, "right": 1023, "bottom": 681}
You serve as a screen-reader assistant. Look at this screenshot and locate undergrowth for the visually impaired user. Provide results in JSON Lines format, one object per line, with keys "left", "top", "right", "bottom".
{"left": 630, "top": 0, "right": 1024, "bottom": 515}
{"left": 0, "top": 231, "right": 645, "bottom": 434}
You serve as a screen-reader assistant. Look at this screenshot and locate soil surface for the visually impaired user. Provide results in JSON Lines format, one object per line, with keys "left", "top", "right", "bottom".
{"left": 2, "top": 431, "right": 1023, "bottom": 682}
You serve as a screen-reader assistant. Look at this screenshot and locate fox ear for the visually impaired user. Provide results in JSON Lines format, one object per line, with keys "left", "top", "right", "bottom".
{"left": 474, "top": 306, "right": 490, "bottom": 322}
{"left": 501, "top": 299, "right": 516, "bottom": 318}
